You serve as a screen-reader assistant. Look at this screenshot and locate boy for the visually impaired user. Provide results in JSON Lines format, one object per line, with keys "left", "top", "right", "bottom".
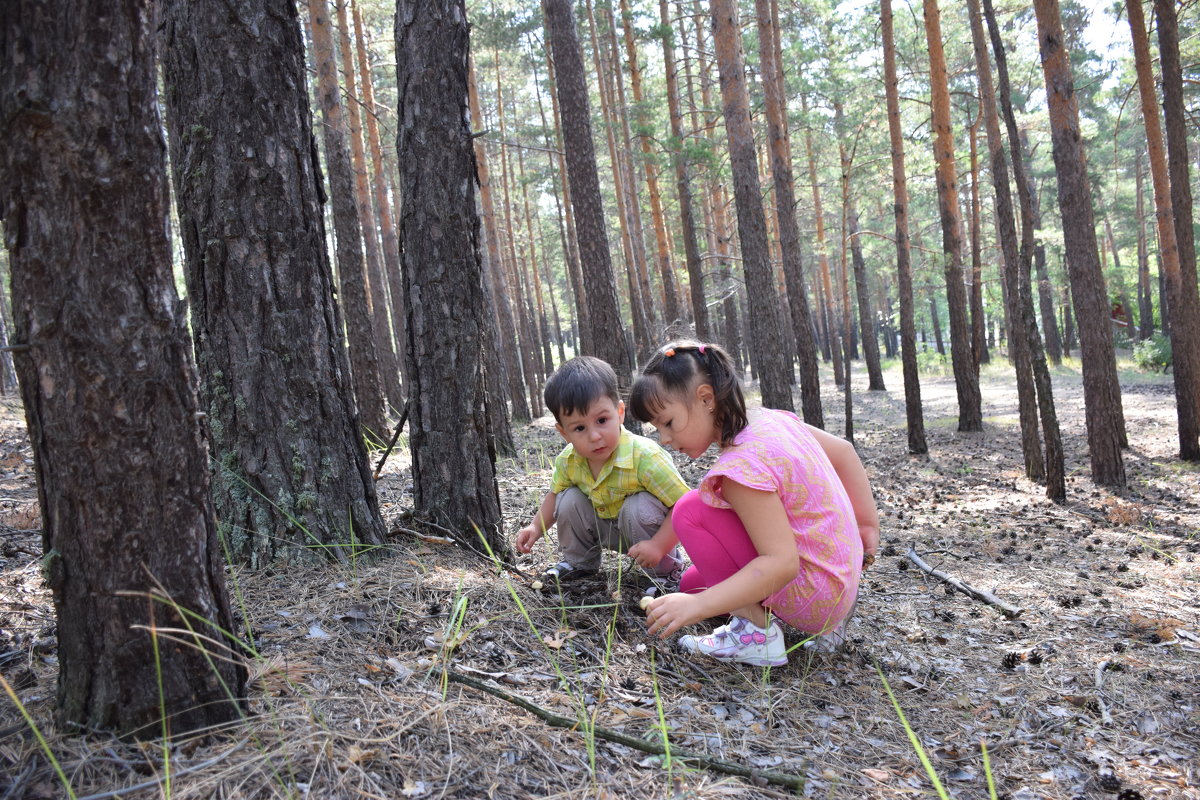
{"left": 516, "top": 356, "right": 688, "bottom": 591}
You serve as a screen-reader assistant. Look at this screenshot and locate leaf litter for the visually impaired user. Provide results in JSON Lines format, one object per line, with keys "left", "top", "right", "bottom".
{"left": 0, "top": 365, "right": 1197, "bottom": 798}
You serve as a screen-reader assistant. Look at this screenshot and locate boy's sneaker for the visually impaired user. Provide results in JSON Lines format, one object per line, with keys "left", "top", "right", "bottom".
{"left": 679, "top": 615, "right": 787, "bottom": 667}
{"left": 643, "top": 565, "right": 684, "bottom": 597}
{"left": 541, "top": 561, "right": 597, "bottom": 585}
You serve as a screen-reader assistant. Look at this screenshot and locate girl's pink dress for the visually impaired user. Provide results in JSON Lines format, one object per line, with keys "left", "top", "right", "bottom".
{"left": 678, "top": 408, "right": 862, "bottom": 633}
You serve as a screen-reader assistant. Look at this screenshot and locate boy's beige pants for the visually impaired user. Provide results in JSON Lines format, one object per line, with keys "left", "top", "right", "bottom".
{"left": 554, "top": 487, "right": 681, "bottom": 575}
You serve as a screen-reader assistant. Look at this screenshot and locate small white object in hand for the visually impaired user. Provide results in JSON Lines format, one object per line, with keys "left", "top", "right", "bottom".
{"left": 639, "top": 596, "right": 653, "bottom": 611}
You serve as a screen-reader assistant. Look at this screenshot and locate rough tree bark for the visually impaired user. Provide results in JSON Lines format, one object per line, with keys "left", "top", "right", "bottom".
{"left": 0, "top": 0, "right": 245, "bottom": 736}
{"left": 1033, "top": 0, "right": 1126, "bottom": 486}
{"left": 660, "top": 0, "right": 710, "bottom": 340}
{"left": 881, "top": 0, "right": 927, "bottom": 454}
{"left": 1146, "top": 0, "right": 1200, "bottom": 461}
{"left": 163, "top": 0, "right": 388, "bottom": 564}
{"left": 396, "top": 0, "right": 506, "bottom": 552}
{"left": 924, "top": 0, "right": 983, "bottom": 432}
{"left": 306, "top": 0, "right": 388, "bottom": 441}
{"left": 756, "top": 0, "right": 823, "bottom": 424}
{"left": 543, "top": 0, "right": 634, "bottom": 386}
{"left": 710, "top": 0, "right": 794, "bottom": 411}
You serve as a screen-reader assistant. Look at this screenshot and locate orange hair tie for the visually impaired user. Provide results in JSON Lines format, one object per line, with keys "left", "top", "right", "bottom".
{"left": 664, "top": 348, "right": 676, "bottom": 357}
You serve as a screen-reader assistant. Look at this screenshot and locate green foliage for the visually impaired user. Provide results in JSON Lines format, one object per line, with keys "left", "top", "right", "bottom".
{"left": 1133, "top": 333, "right": 1172, "bottom": 371}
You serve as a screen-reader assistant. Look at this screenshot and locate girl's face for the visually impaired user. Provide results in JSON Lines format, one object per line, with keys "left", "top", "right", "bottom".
{"left": 645, "top": 382, "right": 719, "bottom": 459}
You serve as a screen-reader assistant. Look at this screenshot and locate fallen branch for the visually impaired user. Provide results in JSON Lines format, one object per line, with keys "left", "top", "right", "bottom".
{"left": 445, "top": 669, "right": 806, "bottom": 792}
{"left": 904, "top": 547, "right": 1025, "bottom": 619}
{"left": 1094, "top": 661, "right": 1115, "bottom": 725}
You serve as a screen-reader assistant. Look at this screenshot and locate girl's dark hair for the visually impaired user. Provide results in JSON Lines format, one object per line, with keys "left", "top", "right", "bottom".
{"left": 629, "top": 340, "right": 748, "bottom": 447}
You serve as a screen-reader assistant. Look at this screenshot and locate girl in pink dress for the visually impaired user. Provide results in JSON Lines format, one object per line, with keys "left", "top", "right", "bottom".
{"left": 627, "top": 340, "right": 879, "bottom": 667}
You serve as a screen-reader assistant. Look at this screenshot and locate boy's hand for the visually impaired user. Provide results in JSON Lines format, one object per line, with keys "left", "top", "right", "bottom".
{"left": 515, "top": 526, "right": 542, "bottom": 554}
{"left": 627, "top": 540, "right": 667, "bottom": 570}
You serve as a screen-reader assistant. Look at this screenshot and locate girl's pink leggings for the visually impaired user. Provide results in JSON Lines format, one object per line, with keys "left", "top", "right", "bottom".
{"left": 672, "top": 489, "right": 763, "bottom": 596}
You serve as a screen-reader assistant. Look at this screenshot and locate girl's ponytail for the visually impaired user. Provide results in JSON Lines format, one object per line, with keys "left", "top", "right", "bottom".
{"left": 630, "top": 340, "right": 748, "bottom": 447}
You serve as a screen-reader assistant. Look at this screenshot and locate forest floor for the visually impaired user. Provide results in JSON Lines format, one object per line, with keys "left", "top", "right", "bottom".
{"left": 0, "top": 356, "right": 1197, "bottom": 800}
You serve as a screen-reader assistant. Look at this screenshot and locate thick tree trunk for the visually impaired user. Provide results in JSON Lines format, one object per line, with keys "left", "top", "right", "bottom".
{"left": 307, "top": 0, "right": 388, "bottom": 441}
{"left": 396, "top": 0, "right": 506, "bottom": 552}
{"left": 543, "top": 0, "right": 634, "bottom": 386}
{"left": 1132, "top": 0, "right": 1200, "bottom": 460}
{"left": 924, "top": 0, "right": 982, "bottom": 432}
{"left": 1, "top": 0, "right": 245, "bottom": 736}
{"left": 661, "top": 0, "right": 710, "bottom": 340}
{"left": 164, "top": 0, "right": 388, "bottom": 564}
{"left": 755, "top": 0, "right": 823, "bottom": 424}
{"left": 1034, "top": 0, "right": 1126, "bottom": 486}
{"left": 881, "top": 0, "right": 927, "bottom": 454}
{"left": 709, "top": 0, "right": 794, "bottom": 411}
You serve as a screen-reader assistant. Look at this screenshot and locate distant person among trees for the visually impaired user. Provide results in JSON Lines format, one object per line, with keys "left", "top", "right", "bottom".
{"left": 628, "top": 341, "right": 879, "bottom": 667}
{"left": 516, "top": 356, "right": 688, "bottom": 592}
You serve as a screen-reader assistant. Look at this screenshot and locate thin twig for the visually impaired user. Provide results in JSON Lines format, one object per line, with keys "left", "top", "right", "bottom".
{"left": 904, "top": 547, "right": 1025, "bottom": 619}
{"left": 445, "top": 670, "right": 806, "bottom": 791}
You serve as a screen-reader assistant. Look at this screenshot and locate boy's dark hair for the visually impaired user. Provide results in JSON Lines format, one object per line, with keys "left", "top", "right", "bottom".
{"left": 629, "top": 340, "right": 747, "bottom": 447}
{"left": 543, "top": 356, "right": 621, "bottom": 422}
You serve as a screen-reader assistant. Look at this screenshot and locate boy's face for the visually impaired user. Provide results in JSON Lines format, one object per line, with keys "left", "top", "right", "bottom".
{"left": 556, "top": 396, "right": 625, "bottom": 472}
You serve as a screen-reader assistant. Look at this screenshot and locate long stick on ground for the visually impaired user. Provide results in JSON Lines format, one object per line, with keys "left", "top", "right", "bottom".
{"left": 904, "top": 547, "right": 1025, "bottom": 619}
{"left": 445, "top": 669, "right": 806, "bottom": 791}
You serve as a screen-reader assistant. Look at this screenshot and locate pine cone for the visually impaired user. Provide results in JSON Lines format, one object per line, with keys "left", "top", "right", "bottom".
{"left": 1097, "top": 771, "right": 1121, "bottom": 791}
{"left": 1002, "top": 651, "right": 1022, "bottom": 669}
{"left": 1026, "top": 649, "right": 1044, "bottom": 665}
{"left": 1116, "top": 790, "right": 1143, "bottom": 800}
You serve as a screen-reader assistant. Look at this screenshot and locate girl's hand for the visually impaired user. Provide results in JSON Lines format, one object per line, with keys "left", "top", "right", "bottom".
{"left": 627, "top": 539, "right": 666, "bottom": 569}
{"left": 644, "top": 592, "right": 705, "bottom": 639}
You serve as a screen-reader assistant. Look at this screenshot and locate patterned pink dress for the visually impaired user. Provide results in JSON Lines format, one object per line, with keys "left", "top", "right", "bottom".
{"left": 696, "top": 408, "right": 862, "bottom": 633}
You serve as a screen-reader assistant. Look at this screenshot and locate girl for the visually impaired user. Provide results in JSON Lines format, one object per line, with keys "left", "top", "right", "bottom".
{"left": 627, "top": 340, "right": 879, "bottom": 667}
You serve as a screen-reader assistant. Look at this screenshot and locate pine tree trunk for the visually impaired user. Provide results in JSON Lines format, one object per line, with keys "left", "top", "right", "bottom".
{"left": 1136, "top": 151, "right": 1154, "bottom": 340}
{"left": 755, "top": 0, "right": 823, "bottom": 424}
{"left": 352, "top": 2, "right": 408, "bottom": 387}
{"left": 661, "top": 0, "right": 710, "bottom": 339}
{"left": 543, "top": 0, "right": 634, "bottom": 387}
{"left": 800, "top": 89, "right": 845, "bottom": 387}
{"left": 335, "top": 0, "right": 401, "bottom": 412}
{"left": 924, "top": 0, "right": 983, "bottom": 432}
{"left": 1, "top": 0, "right": 245, "bottom": 736}
{"left": 968, "top": 118, "right": 990, "bottom": 367}
{"left": 1131, "top": 0, "right": 1200, "bottom": 460}
{"left": 982, "top": 0, "right": 1065, "bottom": 501}
{"left": 624, "top": 0, "right": 681, "bottom": 327}
{"left": 967, "top": 0, "right": 1043, "bottom": 479}
{"left": 306, "top": 0, "right": 388, "bottom": 441}
{"left": 833, "top": 100, "right": 885, "bottom": 393}
{"left": 1034, "top": 0, "right": 1126, "bottom": 486}
{"left": 468, "top": 56, "right": 529, "bottom": 425}
{"left": 164, "top": 0, "right": 388, "bottom": 563}
{"left": 395, "top": 0, "right": 505, "bottom": 551}
{"left": 543, "top": 47, "right": 592, "bottom": 355}
{"left": 709, "top": 0, "right": 794, "bottom": 411}
{"left": 881, "top": 0, "right": 927, "bottom": 454}
{"left": 586, "top": 0, "right": 651, "bottom": 359}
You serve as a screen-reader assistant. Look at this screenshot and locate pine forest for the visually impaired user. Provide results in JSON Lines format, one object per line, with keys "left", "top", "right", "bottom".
{"left": 0, "top": 0, "right": 1197, "bottom": 798}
